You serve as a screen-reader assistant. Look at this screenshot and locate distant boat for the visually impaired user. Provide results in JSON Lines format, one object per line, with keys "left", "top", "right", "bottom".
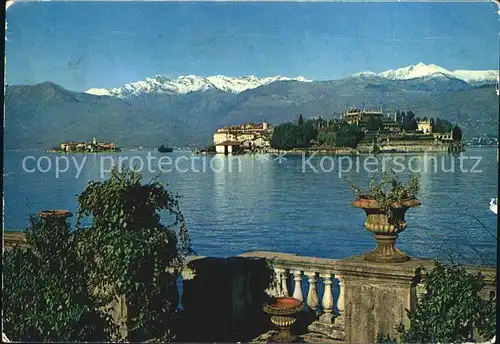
{"left": 489, "top": 198, "right": 497, "bottom": 215}
{"left": 158, "top": 144, "right": 174, "bottom": 153}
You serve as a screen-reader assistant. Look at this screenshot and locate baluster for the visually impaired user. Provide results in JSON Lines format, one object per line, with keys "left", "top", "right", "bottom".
{"left": 292, "top": 270, "right": 303, "bottom": 301}
{"left": 416, "top": 280, "right": 427, "bottom": 304}
{"left": 268, "top": 268, "right": 285, "bottom": 297}
{"left": 336, "top": 275, "right": 345, "bottom": 325}
{"left": 305, "top": 271, "right": 319, "bottom": 312}
{"left": 266, "top": 268, "right": 281, "bottom": 297}
{"left": 319, "top": 272, "right": 334, "bottom": 323}
{"left": 279, "top": 268, "right": 289, "bottom": 297}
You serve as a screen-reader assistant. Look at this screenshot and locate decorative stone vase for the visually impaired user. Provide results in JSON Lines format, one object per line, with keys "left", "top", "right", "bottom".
{"left": 39, "top": 210, "right": 73, "bottom": 219}
{"left": 263, "top": 297, "right": 304, "bottom": 343}
{"left": 352, "top": 196, "right": 421, "bottom": 263}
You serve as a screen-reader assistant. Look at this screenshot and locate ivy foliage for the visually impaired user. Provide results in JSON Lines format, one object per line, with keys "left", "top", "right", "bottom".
{"left": 400, "top": 260, "right": 496, "bottom": 343}
{"left": 76, "top": 168, "right": 193, "bottom": 342}
{"left": 3, "top": 168, "right": 193, "bottom": 342}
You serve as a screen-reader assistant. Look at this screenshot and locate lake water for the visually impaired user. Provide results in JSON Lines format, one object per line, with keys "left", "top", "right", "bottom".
{"left": 3, "top": 148, "right": 498, "bottom": 265}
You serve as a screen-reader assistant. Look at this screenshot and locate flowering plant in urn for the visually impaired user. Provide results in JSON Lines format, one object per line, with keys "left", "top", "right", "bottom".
{"left": 350, "top": 170, "right": 420, "bottom": 263}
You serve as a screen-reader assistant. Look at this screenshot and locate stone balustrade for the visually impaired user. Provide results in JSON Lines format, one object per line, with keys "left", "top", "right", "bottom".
{"left": 238, "top": 251, "right": 345, "bottom": 340}
{"left": 3, "top": 232, "right": 497, "bottom": 343}
{"left": 238, "top": 251, "right": 496, "bottom": 343}
{"left": 3, "top": 231, "right": 28, "bottom": 250}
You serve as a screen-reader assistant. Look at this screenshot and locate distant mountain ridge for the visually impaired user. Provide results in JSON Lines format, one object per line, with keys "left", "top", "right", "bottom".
{"left": 86, "top": 75, "right": 311, "bottom": 98}
{"left": 5, "top": 62, "right": 499, "bottom": 149}
{"left": 85, "top": 62, "right": 498, "bottom": 98}
{"left": 377, "top": 62, "right": 498, "bottom": 84}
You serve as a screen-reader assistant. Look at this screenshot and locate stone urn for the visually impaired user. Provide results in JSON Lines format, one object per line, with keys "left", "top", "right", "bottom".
{"left": 352, "top": 195, "right": 421, "bottom": 263}
{"left": 39, "top": 210, "right": 73, "bottom": 219}
{"left": 262, "top": 297, "right": 304, "bottom": 343}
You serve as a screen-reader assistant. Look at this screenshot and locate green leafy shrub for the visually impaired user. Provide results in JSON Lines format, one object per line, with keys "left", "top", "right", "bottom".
{"left": 76, "top": 168, "right": 193, "bottom": 342}
{"left": 3, "top": 215, "right": 117, "bottom": 342}
{"left": 3, "top": 168, "right": 192, "bottom": 342}
{"left": 400, "top": 260, "right": 496, "bottom": 343}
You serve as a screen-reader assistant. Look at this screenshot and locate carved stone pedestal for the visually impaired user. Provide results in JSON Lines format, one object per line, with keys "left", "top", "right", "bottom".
{"left": 334, "top": 255, "right": 427, "bottom": 344}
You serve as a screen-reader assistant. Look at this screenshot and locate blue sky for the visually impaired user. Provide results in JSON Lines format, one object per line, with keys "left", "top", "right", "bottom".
{"left": 6, "top": 1, "right": 499, "bottom": 92}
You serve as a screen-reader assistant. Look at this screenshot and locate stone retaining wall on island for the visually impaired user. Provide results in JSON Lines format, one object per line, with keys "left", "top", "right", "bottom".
{"left": 267, "top": 147, "right": 358, "bottom": 155}
{"left": 357, "top": 141, "right": 463, "bottom": 154}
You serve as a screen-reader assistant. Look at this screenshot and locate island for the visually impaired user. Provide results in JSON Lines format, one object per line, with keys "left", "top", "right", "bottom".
{"left": 46, "top": 138, "right": 121, "bottom": 153}
{"left": 209, "top": 107, "right": 464, "bottom": 155}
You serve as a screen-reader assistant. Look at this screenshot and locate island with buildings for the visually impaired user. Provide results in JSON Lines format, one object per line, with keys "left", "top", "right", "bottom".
{"left": 46, "top": 138, "right": 121, "bottom": 153}
{"left": 212, "top": 122, "right": 273, "bottom": 154}
{"left": 341, "top": 107, "right": 463, "bottom": 154}
{"left": 210, "top": 106, "right": 463, "bottom": 155}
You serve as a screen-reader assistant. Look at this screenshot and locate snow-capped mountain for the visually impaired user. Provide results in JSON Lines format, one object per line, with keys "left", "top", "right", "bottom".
{"left": 377, "top": 62, "right": 498, "bottom": 84}
{"left": 86, "top": 75, "right": 311, "bottom": 98}
{"left": 85, "top": 63, "right": 497, "bottom": 99}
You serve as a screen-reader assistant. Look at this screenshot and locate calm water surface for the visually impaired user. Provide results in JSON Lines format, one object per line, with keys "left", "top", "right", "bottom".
{"left": 3, "top": 148, "right": 497, "bottom": 265}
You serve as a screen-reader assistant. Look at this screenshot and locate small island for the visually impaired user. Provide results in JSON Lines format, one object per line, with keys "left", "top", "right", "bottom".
{"left": 46, "top": 138, "right": 121, "bottom": 153}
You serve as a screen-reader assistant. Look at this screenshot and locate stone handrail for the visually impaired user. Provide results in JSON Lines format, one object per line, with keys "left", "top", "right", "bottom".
{"left": 3, "top": 233, "right": 496, "bottom": 343}
{"left": 3, "top": 231, "right": 28, "bottom": 250}
{"left": 239, "top": 251, "right": 497, "bottom": 343}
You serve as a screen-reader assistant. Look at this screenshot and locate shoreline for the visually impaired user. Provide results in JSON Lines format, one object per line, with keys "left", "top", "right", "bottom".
{"left": 266, "top": 146, "right": 465, "bottom": 156}
{"left": 4, "top": 146, "right": 497, "bottom": 154}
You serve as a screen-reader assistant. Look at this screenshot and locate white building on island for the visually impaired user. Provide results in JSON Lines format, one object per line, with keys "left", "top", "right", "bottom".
{"left": 213, "top": 122, "right": 273, "bottom": 154}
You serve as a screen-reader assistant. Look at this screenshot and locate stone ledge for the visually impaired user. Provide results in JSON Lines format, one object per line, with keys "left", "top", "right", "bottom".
{"left": 333, "top": 254, "right": 429, "bottom": 285}
{"left": 3, "top": 231, "right": 27, "bottom": 250}
{"left": 308, "top": 321, "right": 345, "bottom": 341}
{"left": 239, "top": 251, "right": 339, "bottom": 273}
{"left": 251, "top": 329, "right": 345, "bottom": 344}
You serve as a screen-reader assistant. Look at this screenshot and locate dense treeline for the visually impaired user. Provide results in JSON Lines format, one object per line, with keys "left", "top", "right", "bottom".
{"left": 316, "top": 122, "right": 363, "bottom": 148}
{"left": 271, "top": 110, "right": 462, "bottom": 149}
{"left": 270, "top": 115, "right": 318, "bottom": 149}
{"left": 271, "top": 115, "right": 363, "bottom": 149}
{"left": 396, "top": 109, "right": 456, "bottom": 133}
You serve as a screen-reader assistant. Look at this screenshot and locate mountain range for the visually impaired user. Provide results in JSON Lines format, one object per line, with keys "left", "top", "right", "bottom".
{"left": 5, "top": 63, "right": 499, "bottom": 149}
{"left": 86, "top": 75, "right": 312, "bottom": 98}
{"left": 86, "top": 62, "right": 497, "bottom": 98}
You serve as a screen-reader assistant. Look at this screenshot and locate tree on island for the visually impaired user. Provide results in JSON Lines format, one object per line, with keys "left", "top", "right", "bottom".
{"left": 366, "top": 116, "right": 384, "bottom": 132}
{"left": 433, "top": 118, "right": 453, "bottom": 133}
{"left": 402, "top": 111, "right": 418, "bottom": 131}
{"left": 297, "top": 114, "right": 304, "bottom": 126}
{"left": 3, "top": 168, "right": 192, "bottom": 342}
{"left": 271, "top": 119, "right": 318, "bottom": 149}
{"left": 395, "top": 109, "right": 402, "bottom": 123}
{"left": 452, "top": 125, "right": 463, "bottom": 141}
{"left": 271, "top": 123, "right": 300, "bottom": 149}
{"left": 316, "top": 123, "right": 362, "bottom": 148}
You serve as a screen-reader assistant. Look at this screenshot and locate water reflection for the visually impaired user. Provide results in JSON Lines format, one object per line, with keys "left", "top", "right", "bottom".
{"left": 3, "top": 148, "right": 497, "bottom": 265}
